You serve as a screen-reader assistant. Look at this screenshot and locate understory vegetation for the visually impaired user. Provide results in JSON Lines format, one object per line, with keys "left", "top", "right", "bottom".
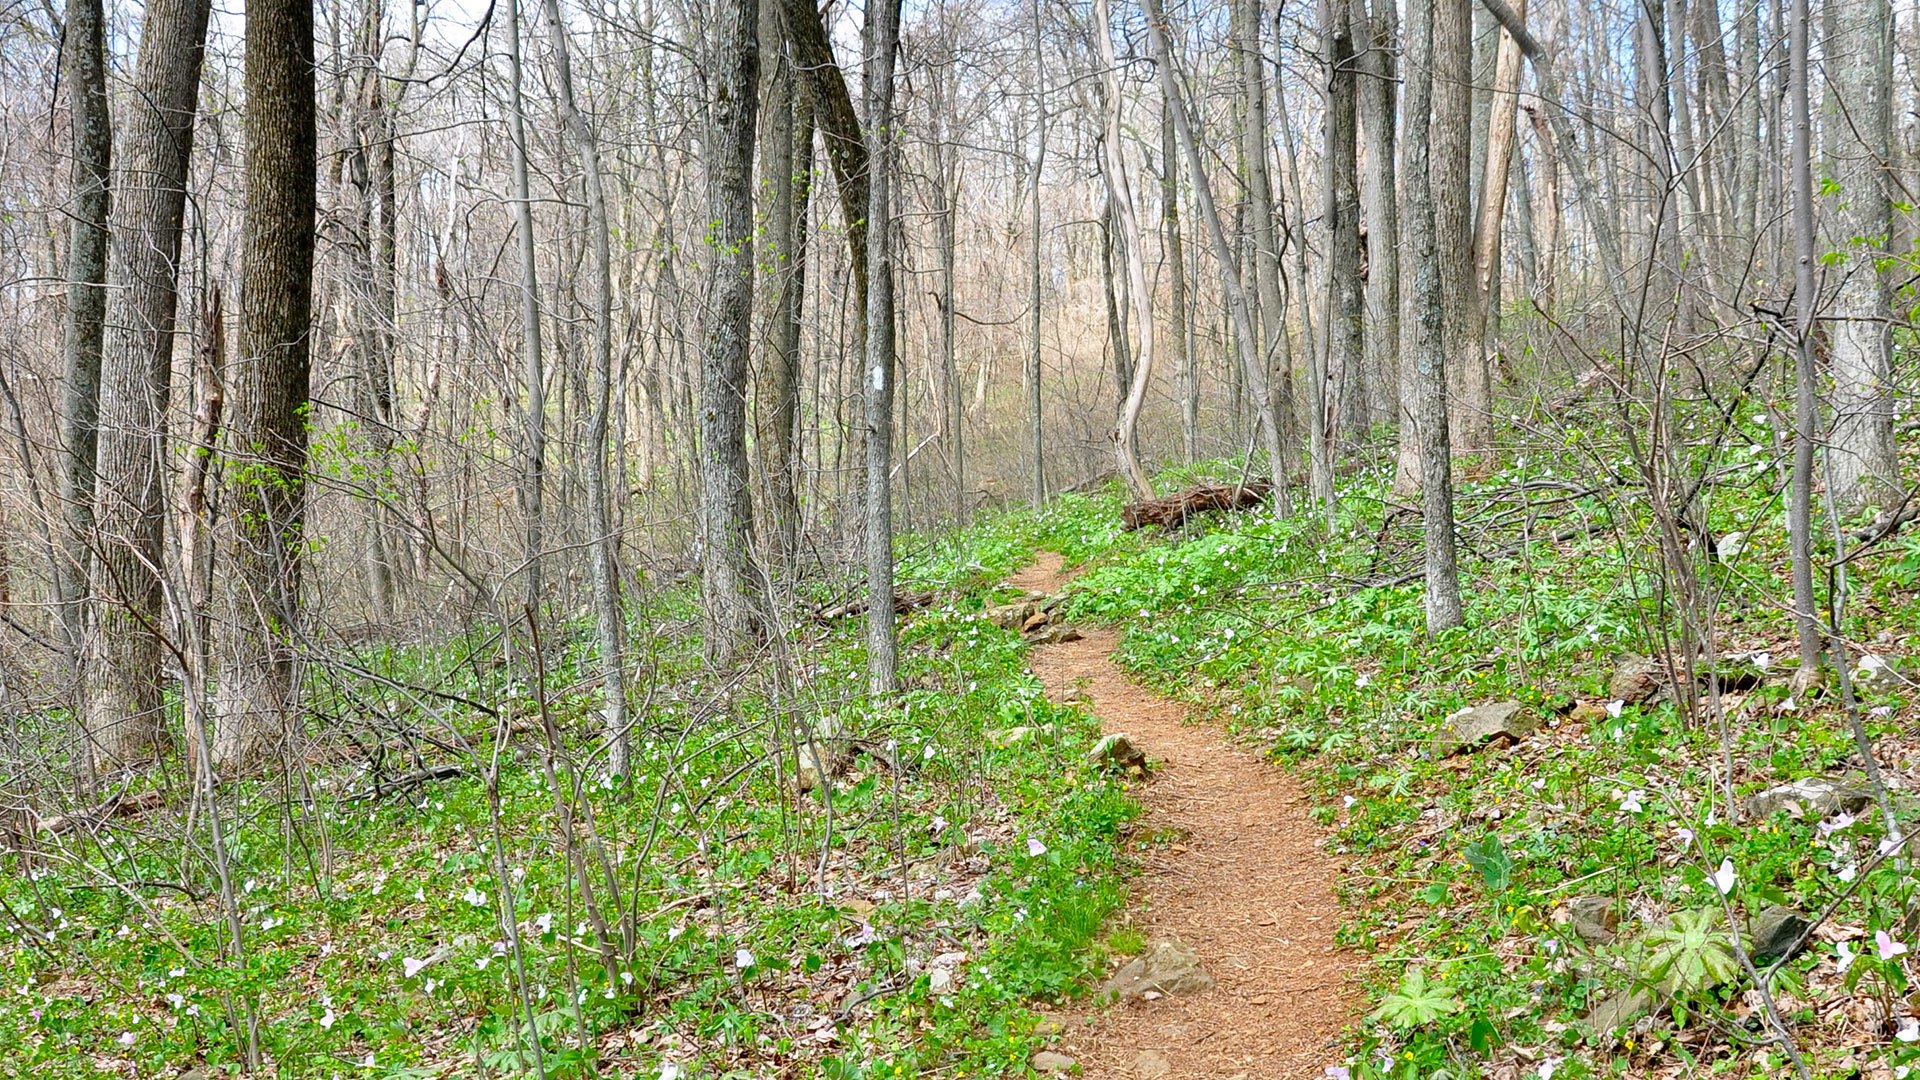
{"left": 9, "top": 410, "right": 1920, "bottom": 1080}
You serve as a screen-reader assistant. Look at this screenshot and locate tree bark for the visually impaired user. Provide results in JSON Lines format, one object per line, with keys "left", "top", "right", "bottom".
{"left": 756, "top": 7, "right": 803, "bottom": 564}
{"left": 1094, "top": 0, "right": 1157, "bottom": 501}
{"left": 1143, "top": 0, "right": 1289, "bottom": 510}
{"left": 1027, "top": 0, "right": 1047, "bottom": 504}
{"left": 502, "top": 0, "right": 547, "bottom": 626}
{"left": 703, "top": 0, "right": 765, "bottom": 665}
{"left": 1471, "top": 0, "right": 1524, "bottom": 345}
{"left": 1788, "top": 0, "right": 1821, "bottom": 673}
{"left": 1160, "top": 106, "right": 1198, "bottom": 464}
{"left": 1824, "top": 0, "right": 1897, "bottom": 511}
{"left": 57, "top": 0, "right": 111, "bottom": 660}
{"left": 216, "top": 0, "right": 318, "bottom": 769}
{"left": 1433, "top": 0, "right": 1483, "bottom": 455}
{"left": 539, "top": 0, "right": 629, "bottom": 776}
{"left": 1236, "top": 0, "right": 1291, "bottom": 462}
{"left": 87, "top": 0, "right": 215, "bottom": 764}
{"left": 864, "top": 0, "right": 903, "bottom": 697}
{"left": 1406, "top": 0, "right": 1462, "bottom": 632}
{"left": 1319, "top": 0, "right": 1359, "bottom": 526}
{"left": 1356, "top": 0, "right": 1398, "bottom": 429}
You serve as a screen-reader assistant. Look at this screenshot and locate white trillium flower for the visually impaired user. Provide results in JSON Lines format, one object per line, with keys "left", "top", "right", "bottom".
{"left": 319, "top": 1008, "right": 337, "bottom": 1030}
{"left": 1027, "top": 838, "right": 1048, "bottom": 857}
{"left": 1836, "top": 941, "right": 1859, "bottom": 972}
{"left": 403, "top": 956, "right": 429, "bottom": 978}
{"left": 1618, "top": 790, "right": 1645, "bottom": 814}
{"left": 1899, "top": 1017, "right": 1920, "bottom": 1043}
{"left": 1879, "top": 930, "right": 1909, "bottom": 961}
{"left": 1605, "top": 700, "right": 1626, "bottom": 719}
{"left": 1710, "top": 858, "right": 1737, "bottom": 895}
{"left": 735, "top": 948, "right": 755, "bottom": 970}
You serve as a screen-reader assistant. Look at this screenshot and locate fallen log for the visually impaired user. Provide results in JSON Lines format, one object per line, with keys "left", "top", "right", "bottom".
{"left": 1121, "top": 480, "right": 1273, "bottom": 530}
{"left": 813, "top": 589, "right": 938, "bottom": 622}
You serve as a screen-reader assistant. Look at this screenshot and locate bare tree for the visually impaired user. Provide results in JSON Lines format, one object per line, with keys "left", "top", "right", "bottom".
{"left": 56, "top": 0, "right": 110, "bottom": 658}
{"left": 1092, "top": 0, "right": 1156, "bottom": 500}
{"left": 1318, "top": 0, "right": 1359, "bottom": 525}
{"left": 702, "top": 0, "right": 764, "bottom": 665}
{"left": 1406, "top": 0, "right": 1462, "bottom": 632}
{"left": 215, "top": 0, "right": 319, "bottom": 768}
{"left": 87, "top": 0, "right": 215, "bottom": 764}
{"left": 865, "top": 0, "right": 905, "bottom": 696}
{"left": 502, "top": 0, "right": 547, "bottom": 625}
{"left": 537, "top": 0, "right": 629, "bottom": 775}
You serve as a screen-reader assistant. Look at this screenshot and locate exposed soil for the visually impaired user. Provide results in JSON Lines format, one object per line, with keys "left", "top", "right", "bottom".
{"left": 1013, "top": 551, "right": 1358, "bottom": 1079}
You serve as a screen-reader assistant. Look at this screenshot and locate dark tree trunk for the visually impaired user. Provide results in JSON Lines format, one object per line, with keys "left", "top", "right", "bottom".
{"left": 215, "top": 0, "right": 318, "bottom": 768}
{"left": 58, "top": 0, "right": 111, "bottom": 660}
{"left": 702, "top": 0, "right": 764, "bottom": 664}
{"left": 865, "top": 0, "right": 904, "bottom": 696}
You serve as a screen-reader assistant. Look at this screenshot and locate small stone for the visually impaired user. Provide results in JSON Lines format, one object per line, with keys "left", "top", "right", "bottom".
{"left": 1743, "top": 777, "right": 1874, "bottom": 822}
{"left": 1133, "top": 1049, "right": 1172, "bottom": 1078}
{"left": 1086, "top": 733, "right": 1149, "bottom": 777}
{"left": 1609, "top": 654, "right": 1665, "bottom": 705}
{"left": 1434, "top": 701, "right": 1537, "bottom": 756}
{"left": 1026, "top": 626, "right": 1084, "bottom": 645}
{"left": 1022, "top": 610, "right": 1051, "bottom": 633}
{"left": 1102, "top": 940, "right": 1213, "bottom": 1000}
{"left": 1566, "top": 896, "right": 1619, "bottom": 945}
{"left": 1029, "top": 1050, "right": 1078, "bottom": 1074}
{"left": 1032, "top": 1015, "right": 1067, "bottom": 1037}
{"left": 1856, "top": 654, "right": 1901, "bottom": 694}
{"left": 986, "top": 602, "right": 1036, "bottom": 629}
{"left": 1745, "top": 905, "right": 1811, "bottom": 965}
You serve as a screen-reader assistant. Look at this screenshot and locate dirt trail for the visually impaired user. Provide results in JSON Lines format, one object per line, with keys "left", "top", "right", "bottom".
{"left": 1010, "top": 552, "right": 1356, "bottom": 1079}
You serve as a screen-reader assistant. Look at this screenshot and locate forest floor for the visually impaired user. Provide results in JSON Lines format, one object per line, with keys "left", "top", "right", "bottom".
{"left": 1014, "top": 552, "right": 1356, "bottom": 1079}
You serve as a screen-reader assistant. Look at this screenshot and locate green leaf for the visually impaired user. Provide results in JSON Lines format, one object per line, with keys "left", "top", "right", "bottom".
{"left": 1462, "top": 833, "right": 1513, "bottom": 893}
{"left": 1642, "top": 908, "right": 1740, "bottom": 995}
{"left": 1372, "top": 966, "right": 1463, "bottom": 1030}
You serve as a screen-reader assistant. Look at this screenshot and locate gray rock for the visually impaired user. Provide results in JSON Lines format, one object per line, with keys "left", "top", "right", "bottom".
{"left": 1856, "top": 654, "right": 1902, "bottom": 695}
{"left": 1745, "top": 905, "right": 1811, "bottom": 965}
{"left": 1133, "top": 1049, "right": 1172, "bottom": 1078}
{"left": 1029, "top": 1050, "right": 1078, "bottom": 1074}
{"left": 1102, "top": 940, "right": 1214, "bottom": 1000}
{"left": 1609, "top": 654, "right": 1665, "bottom": 705}
{"left": 1086, "top": 733, "right": 1149, "bottom": 777}
{"left": 1743, "top": 777, "right": 1874, "bottom": 822}
{"left": 1025, "top": 625, "right": 1084, "bottom": 645}
{"left": 1567, "top": 896, "right": 1619, "bottom": 945}
{"left": 1584, "top": 988, "right": 1653, "bottom": 1036}
{"left": 1434, "top": 701, "right": 1537, "bottom": 756}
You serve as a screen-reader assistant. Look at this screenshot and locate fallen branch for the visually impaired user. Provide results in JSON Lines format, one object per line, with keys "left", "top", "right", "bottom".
{"left": 812, "top": 589, "right": 937, "bottom": 622}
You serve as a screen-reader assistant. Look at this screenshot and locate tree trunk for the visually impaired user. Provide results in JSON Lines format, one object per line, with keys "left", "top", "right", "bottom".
{"left": 1237, "top": 0, "right": 1292, "bottom": 468}
{"left": 1824, "top": 0, "right": 1897, "bottom": 511}
{"left": 503, "top": 0, "right": 547, "bottom": 626}
{"left": 703, "top": 0, "right": 764, "bottom": 665}
{"left": 1788, "top": 0, "right": 1821, "bottom": 673}
{"left": 1161, "top": 107, "right": 1198, "bottom": 464}
{"left": 1094, "top": 0, "right": 1157, "bottom": 500}
{"left": 1471, "top": 0, "right": 1524, "bottom": 343}
{"left": 87, "top": 0, "right": 215, "bottom": 765}
{"left": 1356, "top": 0, "right": 1398, "bottom": 429}
{"left": 1142, "top": 0, "right": 1289, "bottom": 511}
{"left": 1027, "top": 0, "right": 1047, "bottom": 504}
{"left": 756, "top": 9, "right": 803, "bottom": 564}
{"left": 1433, "top": 0, "right": 1483, "bottom": 456}
{"left": 216, "top": 0, "right": 317, "bottom": 769}
{"left": 1319, "top": 0, "right": 1359, "bottom": 526}
{"left": 57, "top": 0, "right": 111, "bottom": 661}
{"left": 865, "top": 0, "right": 903, "bottom": 697}
{"left": 1406, "top": 0, "right": 1462, "bottom": 632}
{"left": 538, "top": 0, "right": 629, "bottom": 776}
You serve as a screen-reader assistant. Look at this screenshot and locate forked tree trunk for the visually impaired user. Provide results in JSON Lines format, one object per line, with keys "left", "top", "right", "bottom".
{"left": 1093, "top": 0, "right": 1157, "bottom": 500}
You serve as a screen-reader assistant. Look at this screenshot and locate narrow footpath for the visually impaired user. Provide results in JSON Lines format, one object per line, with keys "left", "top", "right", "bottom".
{"left": 1010, "top": 553, "right": 1357, "bottom": 1079}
